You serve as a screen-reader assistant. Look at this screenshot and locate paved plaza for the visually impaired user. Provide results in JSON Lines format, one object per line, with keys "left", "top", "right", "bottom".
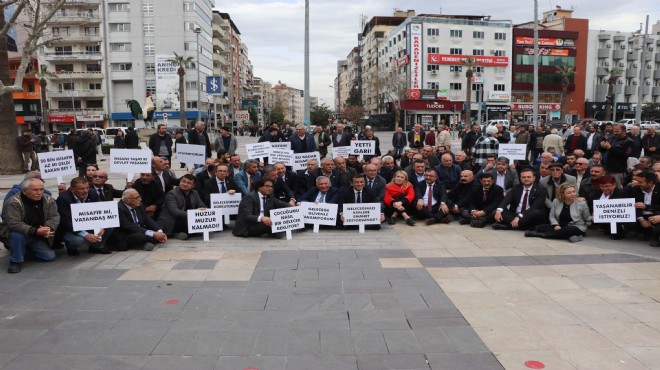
{"left": 1, "top": 132, "right": 660, "bottom": 369}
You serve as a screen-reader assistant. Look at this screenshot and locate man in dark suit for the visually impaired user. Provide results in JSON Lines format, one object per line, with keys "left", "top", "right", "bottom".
{"left": 274, "top": 162, "right": 299, "bottom": 200}
{"left": 132, "top": 172, "right": 165, "bottom": 219}
{"left": 332, "top": 123, "right": 352, "bottom": 147}
{"left": 447, "top": 170, "right": 477, "bottom": 218}
{"left": 56, "top": 177, "right": 113, "bottom": 255}
{"left": 295, "top": 159, "right": 319, "bottom": 199}
{"left": 194, "top": 159, "right": 217, "bottom": 191}
{"left": 414, "top": 169, "right": 451, "bottom": 225}
{"left": 435, "top": 153, "right": 462, "bottom": 191}
{"left": 363, "top": 163, "right": 386, "bottom": 202}
{"left": 157, "top": 174, "right": 207, "bottom": 240}
{"left": 233, "top": 178, "right": 291, "bottom": 238}
{"left": 565, "top": 125, "right": 588, "bottom": 154}
{"left": 593, "top": 175, "right": 628, "bottom": 239}
{"left": 459, "top": 172, "right": 504, "bottom": 225}
{"left": 187, "top": 121, "right": 212, "bottom": 159}
{"left": 111, "top": 189, "right": 167, "bottom": 251}
{"left": 124, "top": 127, "right": 140, "bottom": 149}
{"left": 290, "top": 124, "right": 316, "bottom": 153}
{"left": 493, "top": 168, "right": 547, "bottom": 230}
{"left": 406, "top": 159, "right": 428, "bottom": 189}
{"left": 311, "top": 158, "right": 341, "bottom": 188}
{"left": 262, "top": 164, "right": 297, "bottom": 205}
{"left": 202, "top": 164, "right": 239, "bottom": 205}
{"left": 152, "top": 156, "right": 176, "bottom": 193}
{"left": 631, "top": 171, "right": 660, "bottom": 245}
{"left": 299, "top": 176, "right": 339, "bottom": 204}
{"left": 338, "top": 173, "right": 385, "bottom": 229}
{"left": 334, "top": 156, "right": 357, "bottom": 189}
{"left": 90, "top": 170, "right": 125, "bottom": 200}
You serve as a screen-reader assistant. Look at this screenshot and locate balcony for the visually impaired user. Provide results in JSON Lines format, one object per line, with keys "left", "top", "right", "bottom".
{"left": 49, "top": 12, "right": 100, "bottom": 25}
{"left": 656, "top": 53, "right": 660, "bottom": 62}
{"left": 62, "top": 0, "right": 101, "bottom": 6}
{"left": 642, "top": 52, "right": 653, "bottom": 62}
{"left": 54, "top": 71, "right": 103, "bottom": 79}
{"left": 655, "top": 70, "right": 660, "bottom": 79}
{"left": 596, "top": 67, "right": 608, "bottom": 77}
{"left": 597, "top": 49, "right": 610, "bottom": 58}
{"left": 626, "top": 68, "right": 638, "bottom": 78}
{"left": 627, "top": 52, "right": 638, "bottom": 61}
{"left": 213, "top": 39, "right": 227, "bottom": 53}
{"left": 613, "top": 50, "right": 625, "bottom": 60}
{"left": 653, "top": 87, "right": 660, "bottom": 96}
{"left": 213, "top": 26, "right": 226, "bottom": 39}
{"left": 598, "top": 33, "right": 611, "bottom": 41}
{"left": 47, "top": 89, "right": 105, "bottom": 98}
{"left": 43, "top": 52, "right": 103, "bottom": 61}
{"left": 624, "top": 85, "right": 637, "bottom": 95}
{"left": 614, "top": 35, "right": 626, "bottom": 42}
{"left": 643, "top": 69, "right": 653, "bottom": 78}
{"left": 49, "top": 33, "right": 102, "bottom": 44}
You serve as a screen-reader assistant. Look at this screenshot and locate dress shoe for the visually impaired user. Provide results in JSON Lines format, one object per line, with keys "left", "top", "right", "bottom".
{"left": 425, "top": 218, "right": 436, "bottom": 226}
{"left": 175, "top": 232, "right": 189, "bottom": 240}
{"left": 7, "top": 262, "right": 22, "bottom": 274}
{"left": 458, "top": 219, "right": 471, "bottom": 225}
{"left": 66, "top": 248, "right": 80, "bottom": 256}
{"left": 524, "top": 230, "right": 543, "bottom": 238}
{"left": 406, "top": 218, "right": 416, "bottom": 226}
{"left": 437, "top": 217, "right": 451, "bottom": 224}
{"left": 492, "top": 223, "right": 512, "bottom": 230}
{"left": 569, "top": 235, "right": 583, "bottom": 243}
{"left": 143, "top": 242, "right": 156, "bottom": 251}
{"left": 387, "top": 217, "right": 396, "bottom": 225}
{"left": 650, "top": 239, "right": 660, "bottom": 247}
{"left": 610, "top": 233, "right": 624, "bottom": 240}
{"left": 89, "top": 247, "right": 111, "bottom": 254}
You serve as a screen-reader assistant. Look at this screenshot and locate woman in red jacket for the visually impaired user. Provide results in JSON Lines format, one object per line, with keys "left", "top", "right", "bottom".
{"left": 384, "top": 170, "right": 416, "bottom": 226}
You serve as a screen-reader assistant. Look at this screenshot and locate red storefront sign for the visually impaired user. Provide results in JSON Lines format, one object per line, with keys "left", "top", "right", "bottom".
{"left": 511, "top": 103, "right": 561, "bottom": 111}
{"left": 427, "top": 54, "right": 508, "bottom": 67}
{"left": 49, "top": 114, "right": 75, "bottom": 123}
{"left": 400, "top": 100, "right": 463, "bottom": 111}
{"left": 522, "top": 47, "right": 569, "bottom": 56}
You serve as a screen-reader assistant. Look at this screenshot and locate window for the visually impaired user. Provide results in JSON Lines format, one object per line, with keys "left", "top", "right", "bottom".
{"left": 427, "top": 47, "right": 439, "bottom": 54}
{"left": 473, "top": 31, "right": 484, "bottom": 39}
{"left": 427, "top": 28, "right": 439, "bottom": 36}
{"left": 85, "top": 45, "right": 100, "bottom": 53}
{"left": 494, "top": 67, "right": 506, "bottom": 74}
{"left": 54, "top": 46, "right": 72, "bottom": 55}
{"left": 185, "top": 81, "right": 198, "bottom": 90}
{"left": 84, "top": 27, "right": 99, "bottom": 36}
{"left": 427, "top": 82, "right": 439, "bottom": 89}
{"left": 450, "top": 65, "right": 463, "bottom": 72}
{"left": 185, "top": 61, "right": 196, "bottom": 69}
{"left": 88, "top": 83, "right": 101, "bottom": 90}
{"left": 473, "top": 66, "right": 484, "bottom": 73}
{"left": 493, "top": 84, "right": 506, "bottom": 91}
{"left": 109, "top": 3, "right": 130, "bottom": 11}
{"left": 58, "top": 82, "right": 74, "bottom": 91}
{"left": 55, "top": 64, "right": 73, "bottom": 72}
{"left": 26, "top": 82, "right": 35, "bottom": 93}
{"left": 495, "top": 32, "right": 506, "bottom": 40}
{"left": 146, "top": 80, "right": 156, "bottom": 94}
{"left": 472, "top": 49, "right": 485, "bottom": 56}
{"left": 143, "top": 24, "right": 154, "bottom": 36}
{"left": 427, "top": 65, "right": 439, "bottom": 71}
{"left": 184, "top": 42, "right": 197, "bottom": 51}
{"left": 494, "top": 50, "right": 506, "bottom": 57}
{"left": 144, "top": 43, "right": 154, "bottom": 56}
{"left": 110, "top": 23, "right": 131, "bottom": 32}
{"left": 186, "top": 101, "right": 198, "bottom": 109}
{"left": 516, "top": 54, "right": 575, "bottom": 67}
{"left": 450, "top": 30, "right": 462, "bottom": 38}
{"left": 52, "top": 27, "right": 70, "bottom": 36}
{"left": 184, "top": 22, "right": 198, "bottom": 31}
{"left": 110, "top": 43, "right": 131, "bottom": 52}
{"left": 143, "top": 3, "right": 153, "bottom": 15}
{"left": 450, "top": 48, "right": 462, "bottom": 55}
{"left": 86, "top": 63, "right": 101, "bottom": 72}
{"left": 183, "top": 2, "right": 196, "bottom": 11}
{"left": 87, "top": 100, "right": 103, "bottom": 109}
{"left": 450, "top": 83, "right": 462, "bottom": 90}
{"left": 111, "top": 63, "right": 132, "bottom": 71}
{"left": 145, "top": 63, "right": 155, "bottom": 75}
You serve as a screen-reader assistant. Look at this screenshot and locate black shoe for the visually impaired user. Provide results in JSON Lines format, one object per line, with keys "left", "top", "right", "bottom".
{"left": 650, "top": 239, "right": 659, "bottom": 248}
{"left": 406, "top": 218, "right": 416, "bottom": 226}
{"left": 524, "top": 230, "right": 543, "bottom": 238}
{"left": 425, "top": 218, "right": 436, "bottom": 226}
{"left": 458, "top": 219, "right": 471, "bottom": 225}
{"left": 492, "top": 223, "right": 512, "bottom": 230}
{"left": 610, "top": 233, "right": 625, "bottom": 240}
{"left": 437, "top": 217, "right": 451, "bottom": 224}
{"left": 89, "top": 247, "right": 112, "bottom": 254}
{"left": 7, "top": 262, "right": 22, "bottom": 274}
{"left": 66, "top": 248, "right": 80, "bottom": 256}
{"left": 387, "top": 217, "right": 396, "bottom": 225}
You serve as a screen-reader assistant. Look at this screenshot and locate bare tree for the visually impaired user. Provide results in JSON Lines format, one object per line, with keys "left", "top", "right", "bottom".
{"left": 374, "top": 71, "right": 408, "bottom": 129}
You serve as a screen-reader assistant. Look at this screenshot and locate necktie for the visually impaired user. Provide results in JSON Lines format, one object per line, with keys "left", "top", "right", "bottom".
{"left": 319, "top": 192, "right": 326, "bottom": 203}
{"left": 97, "top": 188, "right": 104, "bottom": 200}
{"left": 356, "top": 191, "right": 362, "bottom": 203}
{"left": 427, "top": 184, "right": 433, "bottom": 211}
{"left": 550, "top": 181, "right": 556, "bottom": 201}
{"left": 220, "top": 181, "right": 227, "bottom": 193}
{"left": 368, "top": 180, "right": 373, "bottom": 188}
{"left": 483, "top": 189, "right": 488, "bottom": 203}
{"left": 521, "top": 189, "right": 529, "bottom": 212}
{"left": 261, "top": 196, "right": 266, "bottom": 215}
{"left": 248, "top": 175, "right": 252, "bottom": 191}
{"left": 130, "top": 208, "right": 139, "bottom": 225}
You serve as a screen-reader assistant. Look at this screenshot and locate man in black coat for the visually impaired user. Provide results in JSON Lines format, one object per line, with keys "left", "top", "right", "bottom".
{"left": 111, "top": 189, "right": 167, "bottom": 251}
{"left": 124, "top": 127, "right": 140, "bottom": 149}
{"left": 331, "top": 123, "right": 353, "bottom": 147}
{"left": 148, "top": 124, "right": 173, "bottom": 163}
{"left": 338, "top": 173, "right": 385, "bottom": 229}
{"left": 447, "top": 170, "right": 477, "bottom": 218}
{"left": 233, "top": 178, "right": 291, "bottom": 238}
{"left": 152, "top": 156, "right": 177, "bottom": 193}
{"left": 459, "top": 172, "right": 504, "bottom": 225}
{"left": 414, "top": 168, "right": 451, "bottom": 225}
{"left": 630, "top": 171, "right": 660, "bottom": 245}
{"left": 202, "top": 164, "right": 240, "bottom": 205}
{"left": 187, "top": 121, "right": 212, "bottom": 159}
{"left": 132, "top": 172, "right": 165, "bottom": 220}
{"left": 73, "top": 131, "right": 97, "bottom": 176}
{"left": 407, "top": 124, "right": 425, "bottom": 150}
{"left": 89, "top": 170, "right": 125, "bottom": 201}
{"left": 493, "top": 168, "right": 547, "bottom": 230}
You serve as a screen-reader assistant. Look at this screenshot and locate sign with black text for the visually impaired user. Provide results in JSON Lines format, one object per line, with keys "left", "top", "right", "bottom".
{"left": 350, "top": 140, "right": 375, "bottom": 155}
{"left": 300, "top": 202, "right": 338, "bottom": 232}
{"left": 71, "top": 201, "right": 120, "bottom": 234}
{"left": 176, "top": 144, "right": 207, "bottom": 166}
{"left": 187, "top": 208, "right": 223, "bottom": 241}
{"left": 110, "top": 149, "right": 152, "bottom": 180}
{"left": 593, "top": 198, "right": 636, "bottom": 234}
{"left": 497, "top": 144, "right": 527, "bottom": 161}
{"left": 210, "top": 193, "right": 242, "bottom": 224}
{"left": 270, "top": 206, "right": 304, "bottom": 239}
{"left": 38, "top": 150, "right": 76, "bottom": 184}
{"left": 343, "top": 203, "right": 381, "bottom": 233}
{"left": 246, "top": 142, "right": 272, "bottom": 160}
{"left": 269, "top": 149, "right": 293, "bottom": 166}
{"left": 292, "top": 152, "right": 320, "bottom": 172}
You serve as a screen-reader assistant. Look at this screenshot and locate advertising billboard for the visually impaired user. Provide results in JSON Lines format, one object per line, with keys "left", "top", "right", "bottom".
{"left": 155, "top": 55, "right": 180, "bottom": 112}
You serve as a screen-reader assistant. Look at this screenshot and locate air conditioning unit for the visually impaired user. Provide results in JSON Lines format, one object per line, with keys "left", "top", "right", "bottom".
{"left": 646, "top": 81, "right": 652, "bottom": 85}
{"left": 649, "top": 46, "right": 655, "bottom": 52}
{"left": 604, "top": 61, "right": 610, "bottom": 66}
{"left": 620, "top": 44, "right": 626, "bottom": 49}
{"left": 431, "top": 70, "right": 438, "bottom": 75}
{"left": 648, "top": 64, "right": 653, "bottom": 69}
{"left": 453, "top": 71, "right": 460, "bottom": 77}
{"left": 633, "top": 62, "right": 639, "bottom": 68}
{"left": 617, "top": 80, "right": 624, "bottom": 84}
{"left": 619, "top": 62, "right": 626, "bottom": 67}
{"left": 633, "top": 81, "right": 638, "bottom": 85}
{"left": 606, "top": 43, "right": 611, "bottom": 48}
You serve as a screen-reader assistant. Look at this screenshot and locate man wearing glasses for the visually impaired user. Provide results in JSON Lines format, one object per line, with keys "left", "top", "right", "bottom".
{"left": 233, "top": 179, "right": 291, "bottom": 238}
{"left": 157, "top": 174, "right": 207, "bottom": 240}
{"left": 90, "top": 170, "right": 126, "bottom": 201}
{"left": 539, "top": 163, "right": 577, "bottom": 209}
{"left": 110, "top": 189, "right": 167, "bottom": 251}
{"left": 567, "top": 158, "right": 590, "bottom": 194}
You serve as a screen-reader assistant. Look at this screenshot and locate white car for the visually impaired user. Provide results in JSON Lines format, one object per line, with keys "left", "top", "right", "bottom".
{"left": 617, "top": 119, "right": 638, "bottom": 132}
{"left": 640, "top": 121, "right": 660, "bottom": 130}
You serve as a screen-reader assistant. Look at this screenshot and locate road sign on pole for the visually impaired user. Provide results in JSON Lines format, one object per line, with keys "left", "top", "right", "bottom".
{"left": 206, "top": 76, "right": 223, "bottom": 95}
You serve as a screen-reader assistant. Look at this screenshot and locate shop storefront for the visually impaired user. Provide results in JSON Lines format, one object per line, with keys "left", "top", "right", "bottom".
{"left": 510, "top": 103, "right": 561, "bottom": 123}
{"left": 400, "top": 100, "right": 463, "bottom": 130}
{"left": 48, "top": 114, "right": 76, "bottom": 132}
{"left": 76, "top": 114, "right": 106, "bottom": 129}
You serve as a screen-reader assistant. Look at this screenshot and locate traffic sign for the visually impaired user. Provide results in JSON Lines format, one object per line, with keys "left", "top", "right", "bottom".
{"left": 206, "top": 76, "right": 223, "bottom": 95}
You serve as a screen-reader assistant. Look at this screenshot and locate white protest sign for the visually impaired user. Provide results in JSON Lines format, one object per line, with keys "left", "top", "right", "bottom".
{"left": 271, "top": 142, "right": 291, "bottom": 151}
{"left": 350, "top": 140, "right": 375, "bottom": 155}
{"left": 270, "top": 206, "right": 304, "bottom": 240}
{"left": 210, "top": 192, "right": 242, "bottom": 224}
{"left": 269, "top": 149, "right": 293, "bottom": 166}
{"left": 292, "top": 152, "right": 320, "bottom": 172}
{"left": 300, "top": 201, "right": 338, "bottom": 233}
{"left": 246, "top": 142, "right": 272, "bottom": 161}
{"left": 71, "top": 201, "right": 120, "bottom": 235}
{"left": 109, "top": 149, "right": 152, "bottom": 181}
{"left": 187, "top": 208, "right": 223, "bottom": 241}
{"left": 593, "top": 198, "right": 636, "bottom": 234}
{"left": 497, "top": 144, "right": 527, "bottom": 161}
{"left": 38, "top": 150, "right": 76, "bottom": 184}
{"left": 332, "top": 146, "right": 350, "bottom": 159}
{"left": 176, "top": 144, "right": 207, "bottom": 167}
{"left": 342, "top": 203, "right": 381, "bottom": 233}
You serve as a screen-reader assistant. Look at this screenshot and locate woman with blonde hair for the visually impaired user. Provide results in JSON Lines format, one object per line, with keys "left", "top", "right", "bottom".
{"left": 525, "top": 183, "right": 591, "bottom": 242}
{"left": 384, "top": 170, "right": 416, "bottom": 226}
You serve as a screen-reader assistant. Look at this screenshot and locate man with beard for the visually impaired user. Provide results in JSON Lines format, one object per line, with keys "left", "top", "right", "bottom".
{"left": 448, "top": 170, "right": 477, "bottom": 218}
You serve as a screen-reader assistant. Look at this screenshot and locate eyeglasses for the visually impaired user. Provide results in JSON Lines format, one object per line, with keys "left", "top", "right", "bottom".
{"left": 93, "top": 175, "right": 107, "bottom": 179}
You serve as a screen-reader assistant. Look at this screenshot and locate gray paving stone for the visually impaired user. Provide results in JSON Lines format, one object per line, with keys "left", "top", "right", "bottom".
{"left": 419, "top": 257, "right": 464, "bottom": 268}
{"left": 418, "top": 289, "right": 456, "bottom": 309}
{"left": 172, "top": 260, "right": 198, "bottom": 269}
{"left": 265, "top": 293, "right": 294, "bottom": 311}
{"left": 495, "top": 256, "right": 542, "bottom": 266}
{"left": 26, "top": 320, "right": 115, "bottom": 354}
{"left": 442, "top": 326, "right": 490, "bottom": 353}
{"left": 143, "top": 355, "right": 216, "bottom": 370}
{"left": 339, "top": 267, "right": 365, "bottom": 280}
{"left": 413, "top": 328, "right": 455, "bottom": 353}
{"left": 457, "top": 256, "right": 503, "bottom": 267}
{"left": 426, "top": 352, "right": 503, "bottom": 370}
{"left": 393, "top": 289, "right": 429, "bottom": 310}
{"left": 295, "top": 268, "right": 320, "bottom": 280}
{"left": 294, "top": 281, "right": 343, "bottom": 295}
{"left": 250, "top": 268, "right": 276, "bottom": 281}
{"left": 152, "top": 330, "right": 225, "bottom": 356}
{"left": 287, "top": 330, "right": 321, "bottom": 355}
{"left": 286, "top": 355, "right": 357, "bottom": 370}
{"left": 343, "top": 279, "right": 393, "bottom": 294}
{"left": 348, "top": 311, "right": 410, "bottom": 331}
{"left": 370, "top": 294, "right": 402, "bottom": 311}
{"left": 570, "top": 275, "right": 628, "bottom": 289}
{"left": 319, "top": 268, "right": 343, "bottom": 281}
{"left": 389, "top": 278, "right": 439, "bottom": 288}
{"left": 351, "top": 330, "right": 389, "bottom": 355}
{"left": 0, "top": 329, "right": 48, "bottom": 353}
{"left": 180, "top": 295, "right": 234, "bottom": 318}
{"left": 194, "top": 260, "right": 218, "bottom": 269}
{"left": 404, "top": 308, "right": 462, "bottom": 319}
{"left": 382, "top": 329, "right": 424, "bottom": 354}
{"left": 1, "top": 310, "right": 70, "bottom": 330}
{"left": 321, "top": 330, "right": 355, "bottom": 355}
{"left": 218, "top": 330, "right": 259, "bottom": 355}
{"left": 3, "top": 354, "right": 149, "bottom": 370}
{"left": 231, "top": 293, "right": 269, "bottom": 311}
{"left": 356, "top": 354, "right": 429, "bottom": 370}
{"left": 88, "top": 320, "right": 170, "bottom": 355}
{"left": 215, "top": 355, "right": 287, "bottom": 370}
{"left": 373, "top": 250, "right": 414, "bottom": 258}
{"left": 79, "top": 292, "right": 142, "bottom": 311}
{"left": 253, "top": 328, "right": 290, "bottom": 355}
{"left": 345, "top": 294, "right": 375, "bottom": 311}
{"left": 360, "top": 267, "right": 388, "bottom": 280}
{"left": 408, "top": 318, "right": 470, "bottom": 329}
{"left": 169, "top": 318, "right": 234, "bottom": 332}
{"left": 246, "top": 281, "right": 296, "bottom": 294}
{"left": 291, "top": 294, "right": 346, "bottom": 311}
{"left": 273, "top": 268, "right": 298, "bottom": 281}
{"left": 0, "top": 353, "right": 18, "bottom": 368}
{"left": 231, "top": 311, "right": 291, "bottom": 330}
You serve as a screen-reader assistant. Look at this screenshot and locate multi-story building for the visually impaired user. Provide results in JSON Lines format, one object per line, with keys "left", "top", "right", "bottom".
{"left": 512, "top": 7, "right": 588, "bottom": 123}
{"left": 9, "top": 57, "right": 42, "bottom": 132}
{"left": 335, "top": 59, "right": 348, "bottom": 114}
{"left": 379, "top": 14, "right": 513, "bottom": 128}
{"left": 273, "top": 83, "right": 303, "bottom": 125}
{"left": 211, "top": 10, "right": 231, "bottom": 125}
{"left": 585, "top": 22, "right": 660, "bottom": 120}
{"left": 251, "top": 76, "right": 264, "bottom": 125}
{"left": 38, "top": 0, "right": 105, "bottom": 130}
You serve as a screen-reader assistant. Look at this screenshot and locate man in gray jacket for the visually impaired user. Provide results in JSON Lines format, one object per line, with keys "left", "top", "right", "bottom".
{"left": 157, "top": 174, "right": 207, "bottom": 240}
{"left": 214, "top": 126, "right": 238, "bottom": 155}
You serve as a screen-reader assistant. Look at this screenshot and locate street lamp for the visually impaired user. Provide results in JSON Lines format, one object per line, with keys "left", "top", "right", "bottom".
{"left": 635, "top": 16, "right": 649, "bottom": 124}
{"left": 194, "top": 27, "right": 202, "bottom": 121}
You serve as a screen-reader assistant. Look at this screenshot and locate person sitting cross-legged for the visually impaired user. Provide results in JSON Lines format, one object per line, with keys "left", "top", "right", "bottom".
{"left": 414, "top": 168, "right": 451, "bottom": 225}
{"left": 110, "top": 189, "right": 168, "bottom": 251}
{"left": 384, "top": 170, "right": 416, "bottom": 226}
{"left": 459, "top": 172, "right": 504, "bottom": 226}
{"left": 233, "top": 178, "right": 292, "bottom": 238}
{"left": 493, "top": 168, "right": 547, "bottom": 231}
{"left": 524, "top": 183, "right": 591, "bottom": 242}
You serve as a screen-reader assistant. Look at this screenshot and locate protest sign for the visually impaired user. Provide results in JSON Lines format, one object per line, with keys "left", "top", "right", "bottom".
{"left": 246, "top": 142, "right": 272, "bottom": 161}
{"left": 271, "top": 142, "right": 291, "bottom": 151}
{"left": 270, "top": 206, "right": 304, "bottom": 240}
{"left": 292, "top": 152, "right": 320, "bottom": 172}
{"left": 300, "top": 202, "right": 338, "bottom": 233}
{"left": 342, "top": 203, "right": 381, "bottom": 233}
{"left": 70, "top": 201, "right": 120, "bottom": 235}
{"left": 176, "top": 144, "right": 207, "bottom": 167}
{"left": 110, "top": 149, "right": 152, "bottom": 181}
{"left": 350, "top": 140, "right": 375, "bottom": 155}
{"left": 210, "top": 192, "right": 242, "bottom": 224}
{"left": 37, "top": 150, "right": 76, "bottom": 184}
{"left": 187, "top": 208, "right": 223, "bottom": 241}
{"left": 332, "top": 146, "right": 350, "bottom": 159}
{"left": 593, "top": 198, "right": 636, "bottom": 234}
{"left": 497, "top": 144, "right": 527, "bottom": 161}
{"left": 269, "top": 149, "right": 293, "bottom": 166}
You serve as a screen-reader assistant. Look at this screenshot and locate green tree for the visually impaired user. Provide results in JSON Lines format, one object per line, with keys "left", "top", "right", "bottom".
{"left": 603, "top": 67, "right": 622, "bottom": 121}
{"left": 642, "top": 102, "right": 660, "bottom": 120}
{"left": 310, "top": 103, "right": 333, "bottom": 126}
{"left": 556, "top": 66, "right": 576, "bottom": 121}
{"left": 35, "top": 65, "right": 57, "bottom": 134}
{"left": 270, "top": 105, "right": 285, "bottom": 125}
{"left": 166, "top": 52, "right": 194, "bottom": 127}
{"left": 249, "top": 107, "right": 258, "bottom": 124}
{"left": 346, "top": 88, "right": 362, "bottom": 107}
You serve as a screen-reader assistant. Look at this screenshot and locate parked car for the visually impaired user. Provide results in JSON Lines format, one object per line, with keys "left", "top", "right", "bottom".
{"left": 75, "top": 128, "right": 106, "bottom": 144}
{"left": 640, "top": 121, "right": 660, "bottom": 130}
{"left": 105, "top": 127, "right": 129, "bottom": 146}
{"left": 484, "top": 119, "right": 510, "bottom": 130}
{"left": 617, "top": 119, "right": 639, "bottom": 132}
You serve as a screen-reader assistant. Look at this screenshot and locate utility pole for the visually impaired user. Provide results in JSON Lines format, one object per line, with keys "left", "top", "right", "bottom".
{"left": 533, "top": 0, "right": 539, "bottom": 127}
{"left": 303, "top": 0, "right": 310, "bottom": 126}
{"left": 635, "top": 15, "right": 649, "bottom": 124}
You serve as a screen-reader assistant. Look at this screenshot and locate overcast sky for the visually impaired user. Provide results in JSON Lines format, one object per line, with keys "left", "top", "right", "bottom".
{"left": 216, "top": 0, "right": 660, "bottom": 108}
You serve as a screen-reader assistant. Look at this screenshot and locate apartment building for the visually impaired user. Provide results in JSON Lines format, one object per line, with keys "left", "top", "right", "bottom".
{"left": 211, "top": 10, "right": 231, "bottom": 125}
{"left": 273, "top": 84, "right": 303, "bottom": 125}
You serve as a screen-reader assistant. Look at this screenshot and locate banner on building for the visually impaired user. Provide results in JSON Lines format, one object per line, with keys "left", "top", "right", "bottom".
{"left": 409, "top": 23, "right": 423, "bottom": 90}
{"left": 155, "top": 55, "right": 180, "bottom": 112}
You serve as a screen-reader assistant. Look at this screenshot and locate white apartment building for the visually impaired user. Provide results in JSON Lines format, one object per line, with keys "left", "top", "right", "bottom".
{"left": 585, "top": 23, "right": 660, "bottom": 120}
{"left": 378, "top": 15, "right": 513, "bottom": 127}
